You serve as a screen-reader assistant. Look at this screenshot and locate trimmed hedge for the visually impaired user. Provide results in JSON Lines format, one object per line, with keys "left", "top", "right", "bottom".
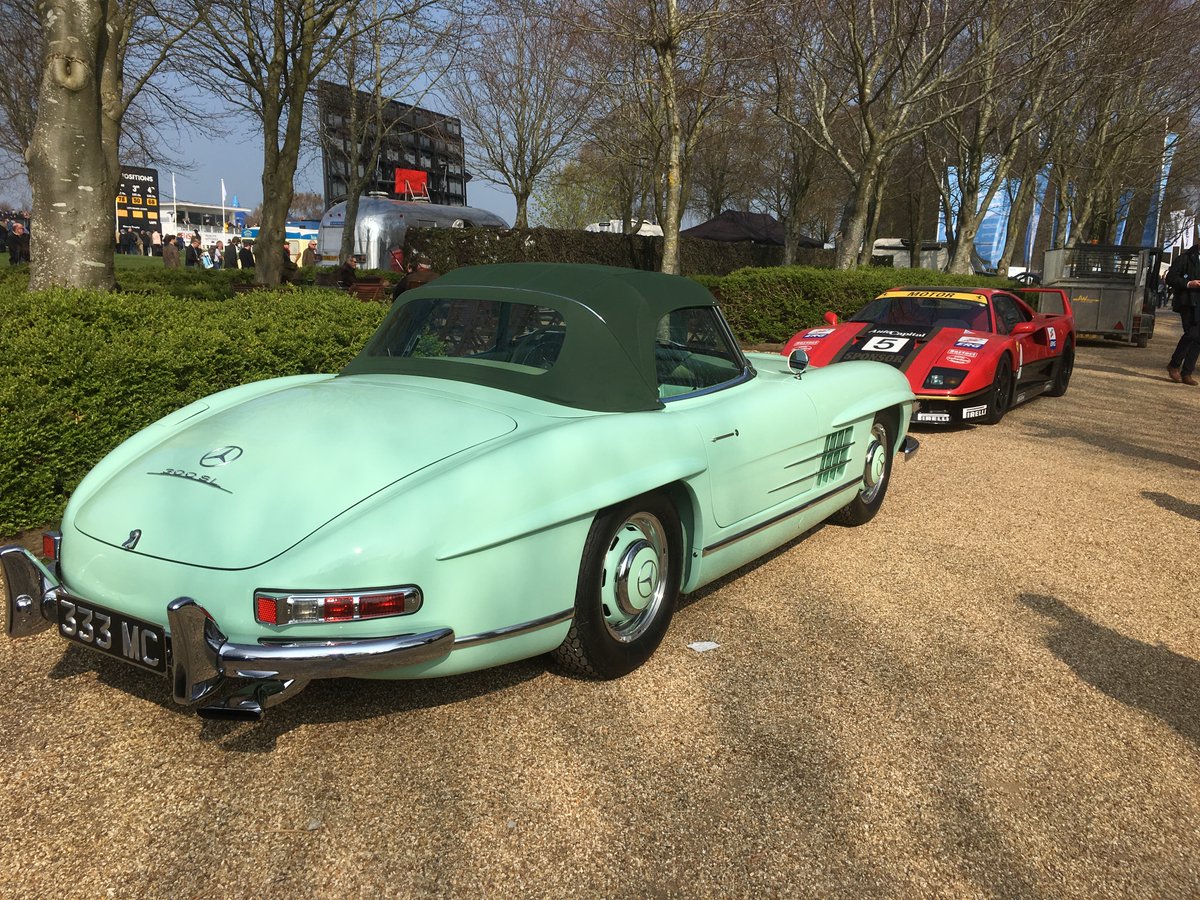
{"left": 405, "top": 226, "right": 835, "bottom": 277}
{"left": 0, "top": 284, "right": 386, "bottom": 534}
{"left": 1, "top": 262, "right": 1010, "bottom": 533}
{"left": 707, "top": 266, "right": 1011, "bottom": 344}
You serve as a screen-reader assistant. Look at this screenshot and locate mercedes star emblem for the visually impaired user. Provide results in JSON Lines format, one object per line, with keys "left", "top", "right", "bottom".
{"left": 200, "top": 446, "right": 244, "bottom": 467}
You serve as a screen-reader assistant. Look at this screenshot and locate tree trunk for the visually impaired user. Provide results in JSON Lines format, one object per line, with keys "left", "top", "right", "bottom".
{"left": 997, "top": 172, "right": 1038, "bottom": 274}
{"left": 837, "top": 173, "right": 873, "bottom": 269}
{"left": 28, "top": 0, "right": 117, "bottom": 291}
{"left": 514, "top": 191, "right": 530, "bottom": 228}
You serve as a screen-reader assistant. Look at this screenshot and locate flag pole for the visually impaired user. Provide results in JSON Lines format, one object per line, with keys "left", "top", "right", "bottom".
{"left": 221, "top": 179, "right": 227, "bottom": 233}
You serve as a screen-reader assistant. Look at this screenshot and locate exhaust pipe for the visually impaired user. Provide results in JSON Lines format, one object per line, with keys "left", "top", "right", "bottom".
{"left": 196, "top": 676, "right": 309, "bottom": 721}
{"left": 197, "top": 700, "right": 264, "bottom": 722}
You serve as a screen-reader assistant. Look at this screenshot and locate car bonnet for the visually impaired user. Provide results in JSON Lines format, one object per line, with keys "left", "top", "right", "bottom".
{"left": 72, "top": 377, "right": 518, "bottom": 569}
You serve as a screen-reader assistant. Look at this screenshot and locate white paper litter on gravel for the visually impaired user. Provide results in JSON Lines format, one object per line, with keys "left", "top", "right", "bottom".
{"left": 687, "top": 641, "right": 721, "bottom": 653}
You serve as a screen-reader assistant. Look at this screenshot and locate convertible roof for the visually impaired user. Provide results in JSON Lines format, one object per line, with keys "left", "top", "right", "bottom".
{"left": 341, "top": 263, "right": 726, "bottom": 412}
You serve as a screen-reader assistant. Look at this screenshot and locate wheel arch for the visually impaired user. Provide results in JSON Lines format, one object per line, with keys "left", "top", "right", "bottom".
{"left": 655, "top": 480, "right": 702, "bottom": 591}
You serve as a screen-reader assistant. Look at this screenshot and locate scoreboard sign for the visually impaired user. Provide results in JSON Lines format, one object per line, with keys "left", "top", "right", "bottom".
{"left": 116, "top": 166, "right": 161, "bottom": 232}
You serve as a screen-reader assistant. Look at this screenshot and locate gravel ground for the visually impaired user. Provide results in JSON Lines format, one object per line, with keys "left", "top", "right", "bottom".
{"left": 2, "top": 314, "right": 1199, "bottom": 899}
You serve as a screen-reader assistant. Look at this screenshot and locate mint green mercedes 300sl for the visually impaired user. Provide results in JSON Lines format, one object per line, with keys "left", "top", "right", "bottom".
{"left": 2, "top": 263, "right": 917, "bottom": 719}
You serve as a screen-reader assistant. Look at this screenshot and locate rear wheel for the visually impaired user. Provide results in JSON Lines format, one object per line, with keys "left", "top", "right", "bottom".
{"left": 552, "top": 493, "right": 682, "bottom": 678}
{"left": 833, "top": 415, "right": 894, "bottom": 526}
{"left": 981, "top": 356, "right": 1013, "bottom": 425}
{"left": 1047, "top": 344, "right": 1074, "bottom": 397}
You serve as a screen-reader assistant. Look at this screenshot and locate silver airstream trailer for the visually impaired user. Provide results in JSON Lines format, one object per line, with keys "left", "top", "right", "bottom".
{"left": 317, "top": 194, "right": 508, "bottom": 270}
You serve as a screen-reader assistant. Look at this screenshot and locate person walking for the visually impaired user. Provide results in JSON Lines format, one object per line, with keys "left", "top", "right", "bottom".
{"left": 224, "top": 237, "right": 241, "bottom": 268}
{"left": 1165, "top": 242, "right": 1200, "bottom": 386}
{"left": 162, "top": 234, "right": 181, "bottom": 268}
{"left": 238, "top": 241, "right": 255, "bottom": 269}
{"left": 151, "top": 229, "right": 162, "bottom": 256}
{"left": 301, "top": 240, "right": 317, "bottom": 267}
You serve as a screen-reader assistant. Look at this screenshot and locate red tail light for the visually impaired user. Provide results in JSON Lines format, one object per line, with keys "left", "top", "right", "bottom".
{"left": 42, "top": 531, "right": 61, "bottom": 561}
{"left": 253, "top": 586, "right": 422, "bottom": 625}
{"left": 255, "top": 596, "right": 278, "bottom": 625}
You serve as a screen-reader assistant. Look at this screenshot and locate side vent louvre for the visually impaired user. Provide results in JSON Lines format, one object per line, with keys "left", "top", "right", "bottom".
{"left": 817, "top": 428, "right": 853, "bottom": 486}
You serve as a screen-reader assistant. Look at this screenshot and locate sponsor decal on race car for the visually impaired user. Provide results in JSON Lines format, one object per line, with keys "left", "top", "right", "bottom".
{"left": 962, "top": 405, "right": 988, "bottom": 419}
{"left": 861, "top": 335, "right": 911, "bottom": 354}
{"left": 1047, "top": 326, "right": 1057, "bottom": 350}
{"left": 955, "top": 336, "right": 988, "bottom": 349}
{"left": 867, "top": 328, "right": 928, "bottom": 339}
{"left": 793, "top": 340, "right": 820, "bottom": 351}
{"left": 841, "top": 326, "right": 931, "bottom": 365}
{"left": 805, "top": 328, "right": 835, "bottom": 338}
{"left": 916, "top": 411, "right": 952, "bottom": 423}
{"left": 945, "top": 351, "right": 977, "bottom": 365}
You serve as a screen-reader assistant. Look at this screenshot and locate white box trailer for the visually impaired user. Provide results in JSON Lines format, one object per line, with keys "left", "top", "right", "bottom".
{"left": 1041, "top": 245, "right": 1161, "bottom": 347}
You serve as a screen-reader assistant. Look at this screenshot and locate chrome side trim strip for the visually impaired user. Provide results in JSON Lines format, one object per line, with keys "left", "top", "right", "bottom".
{"left": 703, "top": 479, "right": 861, "bottom": 557}
{"left": 453, "top": 607, "right": 574, "bottom": 648}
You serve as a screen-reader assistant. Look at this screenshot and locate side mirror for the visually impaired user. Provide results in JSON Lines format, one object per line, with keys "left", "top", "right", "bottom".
{"left": 1011, "top": 321, "right": 1037, "bottom": 336}
{"left": 788, "top": 348, "right": 810, "bottom": 377}
{"left": 823, "top": 311, "right": 839, "bottom": 326}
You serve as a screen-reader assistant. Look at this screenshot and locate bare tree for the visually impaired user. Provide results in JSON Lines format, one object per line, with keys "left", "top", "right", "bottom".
{"left": 775, "top": 0, "right": 983, "bottom": 268}
{"left": 576, "top": 0, "right": 762, "bottom": 273}
{"left": 0, "top": 0, "right": 41, "bottom": 182}
{"left": 179, "top": 0, "right": 364, "bottom": 285}
{"left": 27, "top": 0, "right": 194, "bottom": 289}
{"left": 289, "top": 191, "right": 326, "bottom": 220}
{"left": 317, "top": 1, "right": 458, "bottom": 264}
{"left": 442, "top": 0, "right": 595, "bottom": 228}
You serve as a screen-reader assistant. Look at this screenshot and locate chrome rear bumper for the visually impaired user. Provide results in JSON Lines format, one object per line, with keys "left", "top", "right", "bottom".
{"left": 2, "top": 545, "right": 455, "bottom": 719}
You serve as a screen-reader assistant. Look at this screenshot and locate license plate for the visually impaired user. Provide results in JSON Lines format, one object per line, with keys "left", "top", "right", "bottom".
{"left": 56, "top": 595, "right": 167, "bottom": 674}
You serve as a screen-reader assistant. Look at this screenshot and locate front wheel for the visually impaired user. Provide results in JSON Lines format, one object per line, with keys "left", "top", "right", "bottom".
{"left": 981, "top": 356, "right": 1013, "bottom": 425}
{"left": 833, "top": 415, "right": 894, "bottom": 526}
{"left": 552, "top": 493, "right": 682, "bottom": 678}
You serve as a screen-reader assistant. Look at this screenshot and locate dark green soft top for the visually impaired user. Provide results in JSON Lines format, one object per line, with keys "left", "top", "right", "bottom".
{"left": 341, "top": 262, "right": 727, "bottom": 412}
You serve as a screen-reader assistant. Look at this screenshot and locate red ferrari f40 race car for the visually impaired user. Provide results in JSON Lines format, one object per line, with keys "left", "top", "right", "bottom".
{"left": 782, "top": 287, "right": 1075, "bottom": 425}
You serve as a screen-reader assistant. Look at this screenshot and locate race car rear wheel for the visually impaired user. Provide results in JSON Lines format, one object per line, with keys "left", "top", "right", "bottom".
{"left": 981, "top": 356, "right": 1013, "bottom": 425}
{"left": 552, "top": 492, "right": 682, "bottom": 679}
{"left": 833, "top": 415, "right": 894, "bottom": 526}
{"left": 1047, "top": 344, "right": 1074, "bottom": 397}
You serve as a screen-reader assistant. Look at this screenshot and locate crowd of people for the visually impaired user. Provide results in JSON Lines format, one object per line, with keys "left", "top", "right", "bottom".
{"left": 151, "top": 231, "right": 319, "bottom": 280}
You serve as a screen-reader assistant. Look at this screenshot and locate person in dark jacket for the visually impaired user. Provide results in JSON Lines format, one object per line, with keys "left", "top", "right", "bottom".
{"left": 1165, "top": 242, "right": 1200, "bottom": 386}
{"left": 239, "top": 241, "right": 255, "bottom": 269}
{"left": 185, "top": 236, "right": 203, "bottom": 267}
{"left": 335, "top": 254, "right": 358, "bottom": 287}
{"left": 7, "top": 222, "right": 30, "bottom": 264}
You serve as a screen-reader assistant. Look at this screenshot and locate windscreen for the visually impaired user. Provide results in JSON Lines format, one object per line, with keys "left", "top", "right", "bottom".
{"left": 852, "top": 295, "right": 990, "bottom": 331}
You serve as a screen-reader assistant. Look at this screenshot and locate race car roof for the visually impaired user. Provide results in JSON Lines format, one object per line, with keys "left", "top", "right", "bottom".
{"left": 879, "top": 287, "right": 990, "bottom": 304}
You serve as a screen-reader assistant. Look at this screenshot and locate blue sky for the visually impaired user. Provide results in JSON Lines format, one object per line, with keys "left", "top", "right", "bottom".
{"left": 164, "top": 119, "right": 519, "bottom": 224}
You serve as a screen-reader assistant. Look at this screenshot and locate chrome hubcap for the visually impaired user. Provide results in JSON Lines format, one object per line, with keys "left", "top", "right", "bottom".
{"left": 601, "top": 512, "right": 669, "bottom": 643}
{"left": 860, "top": 423, "right": 889, "bottom": 504}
